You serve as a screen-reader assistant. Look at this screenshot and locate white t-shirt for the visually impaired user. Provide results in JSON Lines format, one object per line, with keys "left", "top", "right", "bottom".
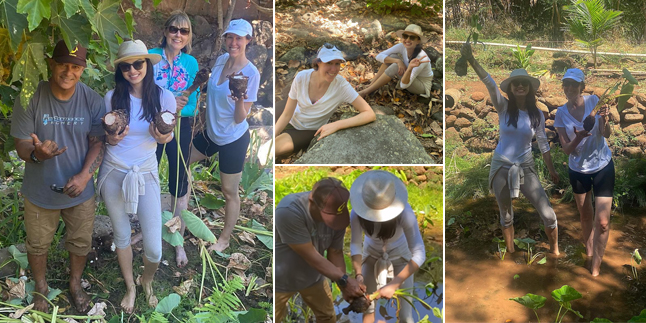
{"left": 375, "top": 43, "right": 434, "bottom": 97}
{"left": 104, "top": 88, "right": 176, "bottom": 167}
{"left": 206, "top": 53, "right": 260, "bottom": 145}
{"left": 288, "top": 69, "right": 359, "bottom": 130}
{"left": 553, "top": 95, "right": 612, "bottom": 174}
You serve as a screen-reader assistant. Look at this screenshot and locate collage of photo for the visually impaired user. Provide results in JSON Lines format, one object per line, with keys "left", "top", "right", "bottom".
{"left": 1, "top": 0, "right": 646, "bottom": 322}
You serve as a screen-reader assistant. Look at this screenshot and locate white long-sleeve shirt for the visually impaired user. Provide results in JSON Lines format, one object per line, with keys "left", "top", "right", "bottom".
{"left": 376, "top": 43, "right": 434, "bottom": 97}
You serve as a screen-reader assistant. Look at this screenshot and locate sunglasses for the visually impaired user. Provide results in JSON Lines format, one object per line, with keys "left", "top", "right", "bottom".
{"left": 168, "top": 25, "right": 190, "bottom": 36}
{"left": 511, "top": 79, "right": 530, "bottom": 87}
{"left": 118, "top": 60, "right": 146, "bottom": 72}
{"left": 562, "top": 80, "right": 581, "bottom": 88}
{"left": 402, "top": 33, "right": 420, "bottom": 41}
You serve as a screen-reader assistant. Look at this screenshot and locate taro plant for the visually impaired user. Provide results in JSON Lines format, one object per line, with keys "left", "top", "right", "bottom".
{"left": 509, "top": 285, "right": 583, "bottom": 323}
{"left": 582, "top": 68, "right": 638, "bottom": 132}
{"left": 366, "top": 287, "right": 439, "bottom": 320}
{"left": 514, "top": 238, "right": 547, "bottom": 265}
{"left": 493, "top": 237, "right": 507, "bottom": 261}
{"left": 509, "top": 293, "right": 546, "bottom": 323}
{"left": 630, "top": 248, "right": 642, "bottom": 280}
{"left": 511, "top": 44, "right": 535, "bottom": 70}
{"left": 454, "top": 14, "right": 485, "bottom": 76}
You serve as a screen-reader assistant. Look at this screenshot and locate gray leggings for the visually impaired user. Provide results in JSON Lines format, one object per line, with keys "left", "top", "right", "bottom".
{"left": 492, "top": 167, "right": 557, "bottom": 229}
{"left": 99, "top": 170, "right": 162, "bottom": 263}
{"left": 362, "top": 256, "right": 414, "bottom": 322}
{"left": 383, "top": 54, "right": 427, "bottom": 95}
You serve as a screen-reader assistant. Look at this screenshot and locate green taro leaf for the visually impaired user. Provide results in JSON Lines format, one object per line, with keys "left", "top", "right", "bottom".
{"left": 92, "top": 0, "right": 130, "bottom": 63}
{"left": 124, "top": 8, "right": 135, "bottom": 36}
{"left": 201, "top": 193, "right": 225, "bottom": 209}
{"left": 162, "top": 211, "right": 184, "bottom": 247}
{"left": 513, "top": 238, "right": 536, "bottom": 251}
{"left": 61, "top": 0, "right": 81, "bottom": 18}
{"left": 592, "top": 318, "right": 613, "bottom": 323}
{"left": 0, "top": 0, "right": 29, "bottom": 51}
{"left": 617, "top": 83, "right": 634, "bottom": 113}
{"left": 11, "top": 41, "right": 48, "bottom": 106}
{"left": 16, "top": 0, "right": 50, "bottom": 31}
{"left": 251, "top": 219, "right": 273, "bottom": 250}
{"left": 537, "top": 256, "right": 547, "bottom": 265}
{"left": 623, "top": 68, "right": 639, "bottom": 85}
{"left": 237, "top": 308, "right": 267, "bottom": 323}
{"left": 551, "top": 285, "right": 582, "bottom": 303}
{"left": 181, "top": 209, "right": 216, "bottom": 243}
{"left": 155, "top": 293, "right": 181, "bottom": 314}
{"left": 8, "top": 245, "right": 28, "bottom": 268}
{"left": 509, "top": 293, "right": 546, "bottom": 310}
{"left": 79, "top": 0, "right": 95, "bottom": 21}
{"left": 632, "top": 249, "right": 642, "bottom": 265}
{"left": 628, "top": 309, "right": 646, "bottom": 322}
{"left": 513, "top": 274, "right": 520, "bottom": 280}
{"left": 132, "top": 0, "right": 142, "bottom": 9}
{"left": 47, "top": 288, "right": 62, "bottom": 300}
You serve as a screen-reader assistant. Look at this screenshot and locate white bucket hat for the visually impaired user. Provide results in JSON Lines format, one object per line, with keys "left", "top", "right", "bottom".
{"left": 350, "top": 170, "right": 408, "bottom": 222}
{"left": 499, "top": 69, "right": 540, "bottom": 94}
{"left": 562, "top": 68, "right": 585, "bottom": 83}
{"left": 396, "top": 24, "right": 428, "bottom": 43}
{"left": 317, "top": 44, "right": 345, "bottom": 63}
{"left": 113, "top": 40, "right": 161, "bottom": 65}
{"left": 222, "top": 19, "right": 253, "bottom": 38}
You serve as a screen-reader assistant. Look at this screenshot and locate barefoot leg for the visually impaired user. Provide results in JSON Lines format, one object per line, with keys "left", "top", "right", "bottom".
{"left": 358, "top": 73, "right": 393, "bottom": 98}
{"left": 545, "top": 226, "right": 560, "bottom": 256}
{"left": 171, "top": 194, "right": 189, "bottom": 267}
{"left": 591, "top": 196, "right": 612, "bottom": 276}
{"left": 574, "top": 191, "right": 594, "bottom": 257}
{"left": 69, "top": 253, "right": 90, "bottom": 312}
{"left": 28, "top": 253, "right": 49, "bottom": 312}
{"left": 142, "top": 256, "right": 160, "bottom": 307}
{"left": 115, "top": 245, "right": 136, "bottom": 313}
{"left": 211, "top": 172, "right": 243, "bottom": 252}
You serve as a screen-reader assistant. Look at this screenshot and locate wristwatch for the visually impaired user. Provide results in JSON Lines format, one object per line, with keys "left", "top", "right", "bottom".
{"left": 30, "top": 150, "right": 41, "bottom": 163}
{"left": 336, "top": 274, "right": 348, "bottom": 288}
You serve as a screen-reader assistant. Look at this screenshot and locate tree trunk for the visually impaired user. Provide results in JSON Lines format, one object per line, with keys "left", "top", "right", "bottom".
{"left": 211, "top": 0, "right": 238, "bottom": 57}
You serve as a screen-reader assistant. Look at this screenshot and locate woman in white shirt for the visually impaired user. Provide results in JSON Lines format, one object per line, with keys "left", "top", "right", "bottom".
{"left": 461, "top": 42, "right": 561, "bottom": 258}
{"left": 554, "top": 68, "right": 614, "bottom": 276}
{"left": 99, "top": 40, "right": 176, "bottom": 313}
{"left": 275, "top": 44, "right": 376, "bottom": 157}
{"left": 358, "top": 24, "right": 433, "bottom": 98}
{"left": 350, "top": 170, "right": 425, "bottom": 323}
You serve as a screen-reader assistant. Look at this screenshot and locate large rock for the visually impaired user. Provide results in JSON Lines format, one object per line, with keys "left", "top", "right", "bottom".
{"left": 454, "top": 117, "right": 472, "bottom": 128}
{"left": 193, "top": 16, "right": 213, "bottom": 36}
{"left": 247, "top": 107, "right": 273, "bottom": 126}
{"left": 465, "top": 137, "right": 497, "bottom": 152}
{"left": 294, "top": 115, "right": 435, "bottom": 164}
{"left": 623, "top": 123, "right": 645, "bottom": 137}
{"left": 424, "top": 46, "right": 441, "bottom": 64}
{"left": 93, "top": 215, "right": 113, "bottom": 238}
{"left": 446, "top": 127, "right": 461, "bottom": 144}
{"left": 247, "top": 45, "right": 268, "bottom": 77}
{"left": 457, "top": 108, "right": 477, "bottom": 120}
{"left": 634, "top": 135, "right": 646, "bottom": 148}
{"left": 471, "top": 92, "right": 485, "bottom": 102}
{"left": 279, "top": 46, "right": 306, "bottom": 62}
{"left": 623, "top": 147, "right": 643, "bottom": 157}
{"left": 623, "top": 114, "right": 644, "bottom": 123}
{"left": 335, "top": 42, "right": 363, "bottom": 61}
{"left": 485, "top": 113, "right": 499, "bottom": 126}
{"left": 362, "top": 20, "right": 382, "bottom": 43}
{"left": 252, "top": 20, "right": 273, "bottom": 48}
{"left": 446, "top": 115, "right": 457, "bottom": 127}
{"left": 543, "top": 96, "right": 567, "bottom": 109}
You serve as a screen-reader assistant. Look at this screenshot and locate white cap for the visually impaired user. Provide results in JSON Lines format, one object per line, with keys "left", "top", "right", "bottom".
{"left": 222, "top": 19, "right": 253, "bottom": 37}
{"left": 317, "top": 45, "right": 345, "bottom": 63}
{"left": 562, "top": 68, "right": 585, "bottom": 83}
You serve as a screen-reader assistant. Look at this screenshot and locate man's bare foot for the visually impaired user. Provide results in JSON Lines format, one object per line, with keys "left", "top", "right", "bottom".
{"left": 70, "top": 283, "right": 91, "bottom": 313}
{"left": 142, "top": 281, "right": 158, "bottom": 308}
{"left": 130, "top": 232, "right": 143, "bottom": 245}
{"left": 120, "top": 285, "right": 136, "bottom": 314}
{"left": 32, "top": 281, "right": 49, "bottom": 312}
{"left": 175, "top": 245, "right": 188, "bottom": 268}
{"left": 208, "top": 238, "right": 230, "bottom": 253}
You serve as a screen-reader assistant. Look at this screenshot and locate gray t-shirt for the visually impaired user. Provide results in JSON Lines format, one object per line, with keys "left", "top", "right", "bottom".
{"left": 275, "top": 192, "right": 345, "bottom": 293}
{"left": 11, "top": 81, "right": 105, "bottom": 209}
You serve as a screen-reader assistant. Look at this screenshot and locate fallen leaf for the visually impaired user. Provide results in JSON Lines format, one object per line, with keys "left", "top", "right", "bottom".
{"left": 277, "top": 69, "right": 288, "bottom": 75}
{"left": 87, "top": 302, "right": 107, "bottom": 316}
{"left": 164, "top": 216, "right": 181, "bottom": 234}
{"left": 172, "top": 280, "right": 193, "bottom": 296}
{"left": 238, "top": 245, "right": 256, "bottom": 256}
{"left": 228, "top": 253, "right": 251, "bottom": 271}
{"left": 250, "top": 203, "right": 265, "bottom": 215}
{"left": 80, "top": 279, "right": 91, "bottom": 290}
{"left": 9, "top": 303, "right": 33, "bottom": 318}
{"left": 135, "top": 275, "right": 142, "bottom": 286}
{"left": 64, "top": 319, "right": 80, "bottom": 323}
{"left": 6, "top": 278, "right": 25, "bottom": 299}
{"left": 288, "top": 60, "right": 300, "bottom": 68}
{"left": 238, "top": 231, "right": 256, "bottom": 246}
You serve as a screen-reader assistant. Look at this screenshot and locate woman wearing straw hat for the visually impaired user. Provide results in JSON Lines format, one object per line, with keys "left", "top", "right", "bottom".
{"left": 358, "top": 24, "right": 433, "bottom": 98}
{"left": 98, "top": 40, "right": 176, "bottom": 312}
{"left": 554, "top": 68, "right": 613, "bottom": 276}
{"left": 149, "top": 10, "right": 199, "bottom": 268}
{"left": 274, "top": 43, "right": 376, "bottom": 158}
{"left": 349, "top": 170, "right": 425, "bottom": 323}
{"left": 461, "top": 42, "right": 561, "bottom": 258}
{"left": 187, "top": 19, "right": 260, "bottom": 252}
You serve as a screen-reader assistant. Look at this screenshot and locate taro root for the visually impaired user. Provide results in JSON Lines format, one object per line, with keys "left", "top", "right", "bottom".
{"left": 342, "top": 296, "right": 372, "bottom": 315}
{"left": 154, "top": 110, "right": 176, "bottom": 135}
{"left": 102, "top": 109, "right": 130, "bottom": 135}
{"left": 583, "top": 115, "right": 596, "bottom": 132}
{"left": 228, "top": 72, "right": 249, "bottom": 99}
{"left": 183, "top": 68, "right": 210, "bottom": 96}
{"left": 454, "top": 56, "right": 468, "bottom": 76}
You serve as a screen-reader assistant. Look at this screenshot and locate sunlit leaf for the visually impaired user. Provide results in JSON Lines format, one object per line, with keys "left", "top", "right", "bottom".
{"left": 51, "top": 8, "right": 91, "bottom": 50}
{"left": 92, "top": 0, "right": 129, "bottom": 63}
{"left": 201, "top": 194, "right": 225, "bottom": 209}
{"left": 623, "top": 68, "right": 639, "bottom": 85}
{"left": 8, "top": 245, "right": 28, "bottom": 269}
{"left": 11, "top": 41, "right": 48, "bottom": 106}
{"left": 551, "top": 285, "right": 582, "bottom": 303}
{"left": 47, "top": 288, "right": 62, "bottom": 300}
{"left": 238, "top": 308, "right": 267, "bottom": 322}
{"left": 632, "top": 249, "right": 642, "bottom": 265}
{"left": 132, "top": 0, "right": 142, "bottom": 10}
{"left": 155, "top": 293, "right": 181, "bottom": 314}
{"left": 61, "top": 0, "right": 81, "bottom": 18}
{"left": 16, "top": 0, "right": 50, "bottom": 31}
{"left": 628, "top": 309, "right": 646, "bottom": 322}
{"left": 513, "top": 274, "right": 520, "bottom": 280}
{"left": 537, "top": 257, "right": 547, "bottom": 265}
{"left": 0, "top": 0, "right": 28, "bottom": 52}
{"left": 509, "top": 293, "right": 546, "bottom": 310}
{"left": 181, "top": 209, "right": 216, "bottom": 243}
{"left": 124, "top": 8, "right": 136, "bottom": 36}
{"left": 251, "top": 219, "right": 272, "bottom": 250}
{"left": 161, "top": 211, "right": 184, "bottom": 247}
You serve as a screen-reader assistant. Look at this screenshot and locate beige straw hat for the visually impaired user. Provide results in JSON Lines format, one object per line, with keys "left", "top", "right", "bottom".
{"left": 113, "top": 40, "right": 161, "bottom": 65}
{"left": 396, "top": 24, "right": 428, "bottom": 43}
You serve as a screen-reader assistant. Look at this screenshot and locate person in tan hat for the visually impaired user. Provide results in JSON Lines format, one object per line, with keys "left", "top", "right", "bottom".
{"left": 358, "top": 24, "right": 433, "bottom": 98}
{"left": 349, "top": 170, "right": 425, "bottom": 323}
{"left": 275, "top": 177, "right": 366, "bottom": 322}
{"left": 97, "top": 39, "right": 176, "bottom": 313}
{"left": 11, "top": 40, "right": 105, "bottom": 313}
{"left": 460, "top": 42, "right": 561, "bottom": 259}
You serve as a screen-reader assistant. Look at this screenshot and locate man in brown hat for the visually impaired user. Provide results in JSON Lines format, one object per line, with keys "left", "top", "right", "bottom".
{"left": 11, "top": 40, "right": 105, "bottom": 312}
{"left": 275, "top": 177, "right": 366, "bottom": 322}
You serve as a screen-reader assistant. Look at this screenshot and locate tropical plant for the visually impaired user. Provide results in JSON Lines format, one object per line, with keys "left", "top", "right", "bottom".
{"left": 630, "top": 248, "right": 642, "bottom": 280}
{"left": 492, "top": 237, "right": 507, "bottom": 260}
{"left": 562, "top": 0, "right": 623, "bottom": 68}
{"left": 511, "top": 44, "right": 535, "bottom": 70}
{"left": 509, "top": 285, "right": 583, "bottom": 323}
{"left": 514, "top": 238, "right": 547, "bottom": 265}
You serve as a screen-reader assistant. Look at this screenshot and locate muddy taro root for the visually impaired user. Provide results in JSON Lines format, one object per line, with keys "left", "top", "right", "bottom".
{"left": 583, "top": 115, "right": 596, "bottom": 132}
{"left": 154, "top": 110, "right": 176, "bottom": 135}
{"left": 342, "top": 296, "right": 372, "bottom": 315}
{"left": 454, "top": 56, "right": 468, "bottom": 76}
{"left": 102, "top": 109, "right": 130, "bottom": 135}
{"left": 228, "top": 72, "right": 249, "bottom": 99}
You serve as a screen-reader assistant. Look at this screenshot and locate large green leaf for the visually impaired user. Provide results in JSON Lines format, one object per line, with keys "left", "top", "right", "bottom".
{"left": 181, "top": 209, "right": 216, "bottom": 243}
{"left": 155, "top": 293, "right": 181, "bottom": 314}
{"left": 633, "top": 249, "right": 642, "bottom": 265}
{"left": 11, "top": 41, "right": 48, "bottom": 106}
{"left": 251, "top": 219, "right": 272, "bottom": 250}
{"left": 0, "top": 28, "right": 13, "bottom": 85}
{"left": 592, "top": 318, "right": 613, "bottom": 323}
{"left": 61, "top": 0, "right": 80, "bottom": 18}
{"left": 513, "top": 238, "right": 536, "bottom": 251}
{"left": 16, "top": 0, "right": 50, "bottom": 31}
{"left": 92, "top": 0, "right": 129, "bottom": 63}
{"left": 162, "top": 210, "right": 184, "bottom": 247}
{"left": 237, "top": 308, "right": 267, "bottom": 323}
{"left": 509, "top": 293, "right": 546, "bottom": 310}
{"left": 79, "top": 0, "right": 94, "bottom": 21}
{"left": 51, "top": 1, "right": 91, "bottom": 50}
{"left": 201, "top": 193, "right": 225, "bottom": 210}
{"left": 124, "top": 8, "right": 135, "bottom": 36}
{"left": 132, "top": 0, "right": 142, "bottom": 10}
{"left": 628, "top": 309, "right": 646, "bottom": 323}
{"left": 0, "top": 0, "right": 28, "bottom": 52}
{"left": 551, "top": 285, "right": 582, "bottom": 303}
{"left": 8, "top": 245, "right": 28, "bottom": 269}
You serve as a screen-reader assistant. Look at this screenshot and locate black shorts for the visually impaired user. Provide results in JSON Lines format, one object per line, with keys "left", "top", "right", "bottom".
{"left": 568, "top": 159, "right": 615, "bottom": 197}
{"left": 192, "top": 130, "right": 250, "bottom": 174}
{"left": 156, "top": 117, "right": 193, "bottom": 197}
{"left": 275, "top": 97, "right": 317, "bottom": 154}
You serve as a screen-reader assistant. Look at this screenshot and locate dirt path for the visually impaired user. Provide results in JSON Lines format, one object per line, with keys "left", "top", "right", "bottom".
{"left": 446, "top": 199, "right": 646, "bottom": 322}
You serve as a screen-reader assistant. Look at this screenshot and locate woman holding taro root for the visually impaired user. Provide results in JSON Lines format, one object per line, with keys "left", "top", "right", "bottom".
{"left": 358, "top": 24, "right": 433, "bottom": 98}
{"left": 186, "top": 19, "right": 260, "bottom": 252}
{"left": 349, "top": 170, "right": 425, "bottom": 322}
{"left": 274, "top": 44, "right": 376, "bottom": 157}
{"left": 460, "top": 42, "right": 561, "bottom": 259}
{"left": 98, "top": 40, "right": 176, "bottom": 312}
{"left": 554, "top": 68, "right": 614, "bottom": 276}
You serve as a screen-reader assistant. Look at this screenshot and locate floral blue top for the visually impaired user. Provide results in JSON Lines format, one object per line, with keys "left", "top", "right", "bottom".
{"left": 149, "top": 47, "right": 200, "bottom": 117}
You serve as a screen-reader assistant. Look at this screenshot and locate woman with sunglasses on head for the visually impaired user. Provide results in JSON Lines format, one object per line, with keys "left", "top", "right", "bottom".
{"left": 275, "top": 43, "right": 376, "bottom": 157}
{"left": 187, "top": 19, "right": 259, "bottom": 252}
{"left": 349, "top": 170, "right": 425, "bottom": 323}
{"left": 98, "top": 40, "right": 176, "bottom": 313}
{"left": 358, "top": 24, "right": 433, "bottom": 98}
{"left": 149, "top": 10, "right": 199, "bottom": 268}
{"left": 554, "top": 68, "right": 613, "bottom": 276}
{"left": 461, "top": 42, "right": 561, "bottom": 259}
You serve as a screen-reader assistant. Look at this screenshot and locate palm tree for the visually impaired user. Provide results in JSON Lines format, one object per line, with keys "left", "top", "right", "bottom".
{"left": 563, "top": 0, "right": 623, "bottom": 68}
